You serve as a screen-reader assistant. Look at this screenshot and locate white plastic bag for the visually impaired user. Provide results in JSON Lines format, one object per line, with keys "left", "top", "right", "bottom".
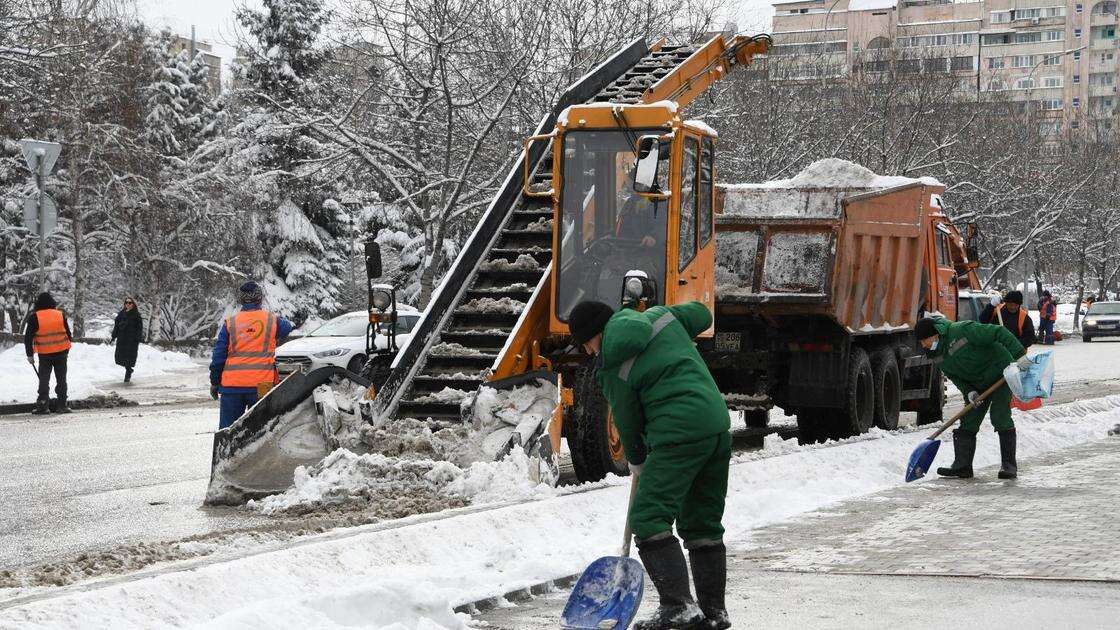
{"left": 1003, "top": 351, "right": 1054, "bottom": 401}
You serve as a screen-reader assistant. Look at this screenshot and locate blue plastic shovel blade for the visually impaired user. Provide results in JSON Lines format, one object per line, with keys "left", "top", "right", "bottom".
{"left": 906, "top": 439, "right": 940, "bottom": 482}
{"left": 560, "top": 556, "right": 645, "bottom": 629}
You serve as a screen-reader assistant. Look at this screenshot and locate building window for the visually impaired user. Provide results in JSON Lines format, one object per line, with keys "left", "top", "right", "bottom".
{"left": 1014, "top": 8, "right": 1041, "bottom": 19}
{"left": 1012, "top": 55, "right": 1037, "bottom": 68}
{"left": 1043, "top": 55, "right": 1062, "bottom": 65}
{"left": 1076, "top": 3, "right": 1084, "bottom": 12}
{"left": 1040, "top": 98, "right": 1063, "bottom": 109}
{"left": 991, "top": 10, "right": 1011, "bottom": 23}
{"left": 1074, "top": 74, "right": 1082, "bottom": 83}
{"left": 1016, "top": 77, "right": 1037, "bottom": 89}
{"left": 1090, "top": 72, "right": 1116, "bottom": 85}
{"left": 987, "top": 78, "right": 1007, "bottom": 91}
{"left": 982, "top": 33, "right": 1012, "bottom": 45}
{"left": 1074, "top": 97, "right": 1082, "bottom": 107}
{"left": 1072, "top": 120, "right": 1081, "bottom": 129}
{"left": 1043, "top": 6, "right": 1066, "bottom": 17}
{"left": 1075, "top": 28, "right": 1082, "bottom": 38}
{"left": 1045, "top": 30, "right": 1065, "bottom": 41}
{"left": 951, "top": 56, "right": 975, "bottom": 71}
{"left": 1074, "top": 51, "right": 1082, "bottom": 60}
{"left": 1091, "top": 2, "right": 1117, "bottom": 16}
{"left": 987, "top": 56, "right": 1005, "bottom": 69}
{"left": 1043, "top": 76, "right": 1064, "bottom": 87}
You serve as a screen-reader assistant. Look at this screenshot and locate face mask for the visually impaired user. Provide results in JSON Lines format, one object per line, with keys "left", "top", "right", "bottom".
{"left": 927, "top": 339, "right": 939, "bottom": 353}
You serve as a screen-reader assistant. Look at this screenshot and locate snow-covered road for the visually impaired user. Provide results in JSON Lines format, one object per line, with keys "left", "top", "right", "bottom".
{"left": 0, "top": 338, "right": 1117, "bottom": 629}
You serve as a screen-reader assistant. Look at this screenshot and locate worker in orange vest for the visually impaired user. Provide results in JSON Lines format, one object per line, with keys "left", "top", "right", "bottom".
{"left": 23, "top": 292, "right": 73, "bottom": 415}
{"left": 979, "top": 290, "right": 1036, "bottom": 349}
{"left": 208, "top": 282, "right": 293, "bottom": 429}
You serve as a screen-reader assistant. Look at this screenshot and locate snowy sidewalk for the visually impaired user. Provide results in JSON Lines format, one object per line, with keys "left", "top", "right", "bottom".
{"left": 482, "top": 438, "right": 1120, "bottom": 629}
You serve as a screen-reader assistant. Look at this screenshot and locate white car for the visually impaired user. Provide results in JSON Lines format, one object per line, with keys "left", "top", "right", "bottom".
{"left": 276, "top": 306, "right": 421, "bottom": 375}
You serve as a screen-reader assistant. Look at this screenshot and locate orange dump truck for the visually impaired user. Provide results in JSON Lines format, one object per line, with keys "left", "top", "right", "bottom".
{"left": 703, "top": 159, "right": 981, "bottom": 443}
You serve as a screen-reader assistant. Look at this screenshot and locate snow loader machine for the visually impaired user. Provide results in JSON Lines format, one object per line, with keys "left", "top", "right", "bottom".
{"left": 205, "top": 31, "right": 984, "bottom": 504}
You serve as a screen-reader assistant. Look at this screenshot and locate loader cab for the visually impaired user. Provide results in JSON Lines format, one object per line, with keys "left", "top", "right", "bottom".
{"left": 548, "top": 102, "right": 716, "bottom": 335}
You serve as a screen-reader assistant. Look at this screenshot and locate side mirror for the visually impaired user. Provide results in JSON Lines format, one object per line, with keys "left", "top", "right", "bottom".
{"left": 633, "top": 135, "right": 662, "bottom": 193}
{"left": 364, "top": 240, "right": 383, "bottom": 280}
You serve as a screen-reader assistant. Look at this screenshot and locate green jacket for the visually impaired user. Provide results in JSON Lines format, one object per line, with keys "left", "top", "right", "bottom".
{"left": 596, "top": 302, "right": 730, "bottom": 465}
{"left": 928, "top": 317, "right": 1026, "bottom": 395}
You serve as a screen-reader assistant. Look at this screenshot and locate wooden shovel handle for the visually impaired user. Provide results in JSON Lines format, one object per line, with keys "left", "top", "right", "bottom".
{"left": 927, "top": 378, "right": 1006, "bottom": 440}
{"left": 621, "top": 472, "right": 639, "bottom": 557}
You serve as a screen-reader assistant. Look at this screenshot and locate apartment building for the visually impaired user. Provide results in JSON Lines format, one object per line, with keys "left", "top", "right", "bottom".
{"left": 770, "top": 0, "right": 1119, "bottom": 132}
{"left": 169, "top": 36, "right": 223, "bottom": 96}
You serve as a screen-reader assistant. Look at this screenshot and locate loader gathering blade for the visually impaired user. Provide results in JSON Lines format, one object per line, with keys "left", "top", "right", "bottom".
{"left": 204, "top": 366, "right": 370, "bottom": 505}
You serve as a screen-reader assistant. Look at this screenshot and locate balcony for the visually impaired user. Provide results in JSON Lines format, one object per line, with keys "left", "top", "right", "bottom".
{"left": 1091, "top": 13, "right": 1118, "bottom": 27}
{"left": 1090, "top": 84, "right": 1118, "bottom": 96}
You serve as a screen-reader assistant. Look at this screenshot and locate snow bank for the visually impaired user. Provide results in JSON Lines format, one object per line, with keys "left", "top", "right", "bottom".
{"left": 6, "top": 395, "right": 1117, "bottom": 629}
{"left": 0, "top": 342, "right": 196, "bottom": 404}
{"left": 748, "top": 158, "right": 943, "bottom": 190}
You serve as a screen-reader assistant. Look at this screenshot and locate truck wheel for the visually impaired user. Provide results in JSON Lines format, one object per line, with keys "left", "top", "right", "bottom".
{"left": 871, "top": 349, "right": 901, "bottom": 431}
{"left": 838, "top": 348, "right": 874, "bottom": 438}
{"left": 569, "top": 364, "right": 629, "bottom": 482}
{"left": 916, "top": 365, "right": 945, "bottom": 426}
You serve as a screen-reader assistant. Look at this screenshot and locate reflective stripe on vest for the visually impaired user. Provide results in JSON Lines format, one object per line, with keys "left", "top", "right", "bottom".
{"left": 33, "top": 309, "right": 71, "bottom": 355}
{"left": 618, "top": 311, "right": 677, "bottom": 382}
{"left": 997, "top": 304, "right": 1027, "bottom": 336}
{"left": 221, "top": 310, "right": 279, "bottom": 388}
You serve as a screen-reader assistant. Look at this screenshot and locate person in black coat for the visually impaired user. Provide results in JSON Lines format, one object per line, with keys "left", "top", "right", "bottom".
{"left": 111, "top": 297, "right": 143, "bottom": 382}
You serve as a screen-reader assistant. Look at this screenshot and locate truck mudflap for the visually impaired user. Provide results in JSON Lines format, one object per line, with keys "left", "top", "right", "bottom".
{"left": 204, "top": 367, "right": 371, "bottom": 506}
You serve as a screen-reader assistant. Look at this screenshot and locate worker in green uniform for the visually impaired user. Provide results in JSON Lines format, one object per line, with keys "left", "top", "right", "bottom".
{"left": 915, "top": 317, "right": 1030, "bottom": 480}
{"left": 568, "top": 300, "right": 730, "bottom": 630}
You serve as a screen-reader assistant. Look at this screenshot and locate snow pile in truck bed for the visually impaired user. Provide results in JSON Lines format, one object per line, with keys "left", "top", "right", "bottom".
{"left": 0, "top": 342, "right": 196, "bottom": 404}
{"left": 429, "top": 342, "right": 489, "bottom": 357}
{"left": 480, "top": 254, "right": 540, "bottom": 272}
{"left": 748, "top": 158, "right": 943, "bottom": 190}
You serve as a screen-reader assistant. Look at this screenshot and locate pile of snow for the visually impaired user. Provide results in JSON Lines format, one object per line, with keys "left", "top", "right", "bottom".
{"left": 0, "top": 342, "right": 196, "bottom": 404}
{"left": 457, "top": 297, "right": 526, "bottom": 314}
{"left": 522, "top": 217, "right": 553, "bottom": 233}
{"left": 429, "top": 342, "right": 489, "bottom": 357}
{"left": 412, "top": 387, "right": 472, "bottom": 405}
{"left": 759, "top": 158, "right": 942, "bottom": 190}
{"left": 480, "top": 254, "right": 540, "bottom": 272}
{"left": 8, "top": 395, "right": 1119, "bottom": 629}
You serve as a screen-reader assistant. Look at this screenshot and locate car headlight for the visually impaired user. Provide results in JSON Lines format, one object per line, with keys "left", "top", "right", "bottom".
{"left": 312, "top": 348, "right": 348, "bottom": 358}
{"left": 1085, "top": 319, "right": 1097, "bottom": 326}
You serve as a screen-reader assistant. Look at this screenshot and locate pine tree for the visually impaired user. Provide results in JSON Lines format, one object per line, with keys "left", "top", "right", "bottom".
{"left": 143, "top": 32, "right": 193, "bottom": 156}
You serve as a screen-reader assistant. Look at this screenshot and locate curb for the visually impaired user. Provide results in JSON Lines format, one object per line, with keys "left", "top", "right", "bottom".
{"left": 453, "top": 573, "right": 580, "bottom": 615}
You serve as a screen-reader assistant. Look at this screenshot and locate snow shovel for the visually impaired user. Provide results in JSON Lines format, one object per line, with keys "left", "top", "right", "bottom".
{"left": 560, "top": 474, "right": 645, "bottom": 629}
{"left": 905, "top": 378, "right": 1006, "bottom": 482}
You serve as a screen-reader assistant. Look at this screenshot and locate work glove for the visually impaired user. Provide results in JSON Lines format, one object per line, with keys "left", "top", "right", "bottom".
{"left": 989, "top": 293, "right": 1001, "bottom": 307}
{"left": 210, "top": 385, "right": 220, "bottom": 400}
{"left": 966, "top": 391, "right": 980, "bottom": 404}
{"left": 1016, "top": 355, "right": 1033, "bottom": 371}
{"left": 26, "top": 355, "right": 34, "bottom": 365}
{"left": 628, "top": 462, "right": 644, "bottom": 476}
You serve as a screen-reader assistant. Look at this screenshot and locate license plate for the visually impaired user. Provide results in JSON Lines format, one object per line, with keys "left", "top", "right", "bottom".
{"left": 1099, "top": 324, "right": 1115, "bottom": 330}
{"left": 715, "top": 332, "right": 741, "bottom": 352}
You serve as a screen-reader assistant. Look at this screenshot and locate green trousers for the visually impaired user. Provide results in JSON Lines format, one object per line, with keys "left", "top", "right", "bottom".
{"left": 959, "top": 381, "right": 1014, "bottom": 433}
{"left": 630, "top": 431, "right": 731, "bottom": 544}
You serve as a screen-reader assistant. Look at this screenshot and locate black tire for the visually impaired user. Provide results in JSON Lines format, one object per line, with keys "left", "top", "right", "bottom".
{"left": 916, "top": 364, "right": 946, "bottom": 426}
{"left": 870, "top": 348, "right": 901, "bottom": 431}
{"left": 346, "top": 354, "right": 367, "bottom": 375}
{"left": 836, "top": 347, "right": 874, "bottom": 438}
{"left": 568, "top": 364, "right": 629, "bottom": 483}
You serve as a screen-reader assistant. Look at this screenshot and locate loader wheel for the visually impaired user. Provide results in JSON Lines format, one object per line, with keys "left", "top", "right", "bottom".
{"left": 871, "top": 349, "right": 901, "bottom": 431}
{"left": 569, "top": 364, "right": 629, "bottom": 483}
{"left": 836, "top": 348, "right": 874, "bottom": 439}
{"left": 795, "top": 409, "right": 827, "bottom": 445}
{"left": 916, "top": 365, "right": 946, "bottom": 426}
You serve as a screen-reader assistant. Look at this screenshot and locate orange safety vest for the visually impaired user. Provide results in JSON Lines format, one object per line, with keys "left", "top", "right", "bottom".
{"left": 220, "top": 310, "right": 279, "bottom": 388}
{"left": 997, "top": 304, "right": 1028, "bottom": 336}
{"left": 33, "top": 309, "right": 72, "bottom": 355}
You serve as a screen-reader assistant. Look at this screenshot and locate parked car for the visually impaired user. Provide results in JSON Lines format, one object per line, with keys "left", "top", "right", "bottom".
{"left": 276, "top": 305, "right": 421, "bottom": 374}
{"left": 1082, "top": 301, "right": 1120, "bottom": 342}
{"left": 957, "top": 290, "right": 997, "bottom": 322}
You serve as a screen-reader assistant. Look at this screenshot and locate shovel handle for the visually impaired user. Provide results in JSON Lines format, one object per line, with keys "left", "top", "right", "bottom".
{"left": 927, "top": 378, "right": 1006, "bottom": 440}
{"left": 621, "top": 472, "right": 639, "bottom": 557}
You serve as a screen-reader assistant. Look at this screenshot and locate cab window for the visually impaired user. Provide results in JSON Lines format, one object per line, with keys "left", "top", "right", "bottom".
{"left": 679, "top": 137, "right": 699, "bottom": 271}
{"left": 699, "top": 139, "right": 713, "bottom": 246}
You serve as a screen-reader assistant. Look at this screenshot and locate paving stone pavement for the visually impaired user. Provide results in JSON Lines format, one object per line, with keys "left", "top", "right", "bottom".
{"left": 739, "top": 439, "right": 1120, "bottom": 580}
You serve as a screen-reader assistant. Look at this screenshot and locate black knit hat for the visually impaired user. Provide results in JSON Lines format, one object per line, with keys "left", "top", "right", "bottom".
{"left": 568, "top": 301, "right": 615, "bottom": 345}
{"left": 915, "top": 317, "right": 939, "bottom": 340}
{"left": 33, "top": 292, "right": 57, "bottom": 310}
{"left": 238, "top": 281, "right": 264, "bottom": 305}
{"left": 1004, "top": 290, "right": 1023, "bottom": 305}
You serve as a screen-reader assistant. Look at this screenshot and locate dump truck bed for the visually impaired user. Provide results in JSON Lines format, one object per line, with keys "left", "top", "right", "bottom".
{"left": 714, "top": 174, "right": 943, "bottom": 333}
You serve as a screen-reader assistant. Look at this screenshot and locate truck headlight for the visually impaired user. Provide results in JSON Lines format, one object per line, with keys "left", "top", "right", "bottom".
{"left": 313, "top": 348, "right": 348, "bottom": 358}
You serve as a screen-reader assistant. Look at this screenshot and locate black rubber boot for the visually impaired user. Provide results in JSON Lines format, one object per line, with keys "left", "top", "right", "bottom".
{"left": 997, "top": 428, "right": 1017, "bottom": 479}
{"left": 54, "top": 398, "right": 71, "bottom": 414}
{"left": 936, "top": 429, "right": 975, "bottom": 478}
{"left": 688, "top": 543, "right": 729, "bottom": 629}
{"left": 31, "top": 399, "right": 50, "bottom": 415}
{"left": 124, "top": 368, "right": 132, "bottom": 383}
{"left": 635, "top": 536, "right": 706, "bottom": 630}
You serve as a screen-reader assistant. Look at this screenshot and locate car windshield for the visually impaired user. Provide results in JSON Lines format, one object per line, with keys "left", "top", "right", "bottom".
{"left": 1089, "top": 302, "right": 1120, "bottom": 315}
{"left": 556, "top": 130, "right": 669, "bottom": 321}
{"left": 383, "top": 314, "right": 419, "bottom": 335}
{"left": 308, "top": 315, "right": 368, "bottom": 337}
